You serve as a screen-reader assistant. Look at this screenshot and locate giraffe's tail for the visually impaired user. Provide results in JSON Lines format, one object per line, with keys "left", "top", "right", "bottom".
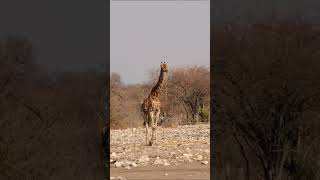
{"left": 140, "top": 111, "right": 151, "bottom": 127}
{"left": 139, "top": 105, "right": 146, "bottom": 126}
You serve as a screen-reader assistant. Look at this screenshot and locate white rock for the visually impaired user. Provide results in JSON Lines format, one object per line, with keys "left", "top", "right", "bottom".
{"left": 183, "top": 153, "right": 193, "bottom": 162}
{"left": 139, "top": 162, "right": 148, "bottom": 166}
{"left": 130, "top": 162, "right": 138, "bottom": 167}
{"left": 111, "top": 152, "right": 117, "bottom": 159}
{"left": 116, "top": 176, "right": 126, "bottom": 180}
{"left": 164, "top": 173, "right": 169, "bottom": 176}
{"left": 115, "top": 161, "right": 123, "bottom": 168}
{"left": 195, "top": 155, "right": 203, "bottom": 161}
{"left": 153, "top": 157, "right": 170, "bottom": 166}
{"left": 138, "top": 155, "right": 150, "bottom": 163}
{"left": 201, "top": 161, "right": 209, "bottom": 165}
{"left": 153, "top": 157, "right": 162, "bottom": 165}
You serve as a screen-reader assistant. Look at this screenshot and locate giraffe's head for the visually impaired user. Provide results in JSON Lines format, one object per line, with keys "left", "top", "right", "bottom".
{"left": 160, "top": 62, "right": 168, "bottom": 73}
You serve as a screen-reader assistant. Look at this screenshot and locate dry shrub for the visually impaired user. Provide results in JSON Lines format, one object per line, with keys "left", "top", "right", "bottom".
{"left": 110, "top": 65, "right": 210, "bottom": 129}
{"left": 159, "top": 116, "right": 182, "bottom": 128}
{"left": 167, "top": 66, "right": 210, "bottom": 124}
{"left": 110, "top": 73, "right": 144, "bottom": 129}
{"left": 0, "top": 36, "right": 106, "bottom": 179}
{"left": 213, "top": 16, "right": 320, "bottom": 180}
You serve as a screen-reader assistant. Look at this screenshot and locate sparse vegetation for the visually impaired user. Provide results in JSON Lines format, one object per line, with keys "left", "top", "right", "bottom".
{"left": 110, "top": 65, "right": 210, "bottom": 129}
{"left": 213, "top": 16, "right": 320, "bottom": 180}
{"left": 0, "top": 36, "right": 107, "bottom": 179}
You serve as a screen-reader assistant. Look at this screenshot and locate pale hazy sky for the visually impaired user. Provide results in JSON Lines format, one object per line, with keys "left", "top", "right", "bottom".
{"left": 110, "top": 1, "right": 210, "bottom": 85}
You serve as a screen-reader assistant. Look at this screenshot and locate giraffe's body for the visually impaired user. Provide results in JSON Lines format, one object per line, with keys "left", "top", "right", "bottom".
{"left": 141, "top": 62, "right": 168, "bottom": 146}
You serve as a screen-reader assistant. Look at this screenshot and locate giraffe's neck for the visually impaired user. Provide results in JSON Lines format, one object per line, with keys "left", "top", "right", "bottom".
{"left": 150, "top": 69, "right": 165, "bottom": 98}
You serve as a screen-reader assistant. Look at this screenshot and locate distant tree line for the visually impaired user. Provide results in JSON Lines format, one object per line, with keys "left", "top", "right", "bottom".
{"left": 110, "top": 65, "right": 210, "bottom": 129}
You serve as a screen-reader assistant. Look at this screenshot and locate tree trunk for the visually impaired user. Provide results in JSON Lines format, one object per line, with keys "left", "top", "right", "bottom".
{"left": 182, "top": 103, "right": 189, "bottom": 123}
{"left": 233, "top": 134, "right": 250, "bottom": 180}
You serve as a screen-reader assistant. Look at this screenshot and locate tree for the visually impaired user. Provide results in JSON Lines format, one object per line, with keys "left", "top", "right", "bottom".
{"left": 167, "top": 66, "right": 210, "bottom": 123}
{"left": 213, "top": 17, "right": 320, "bottom": 180}
{"left": 0, "top": 36, "right": 35, "bottom": 96}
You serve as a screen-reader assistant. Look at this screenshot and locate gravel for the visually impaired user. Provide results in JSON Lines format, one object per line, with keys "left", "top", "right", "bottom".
{"left": 110, "top": 123, "right": 210, "bottom": 169}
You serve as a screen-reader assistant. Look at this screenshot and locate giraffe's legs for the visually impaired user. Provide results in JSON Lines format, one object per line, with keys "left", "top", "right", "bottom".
{"left": 153, "top": 111, "right": 160, "bottom": 145}
{"left": 150, "top": 113, "right": 156, "bottom": 146}
{"left": 145, "top": 122, "right": 150, "bottom": 146}
{"left": 144, "top": 113, "right": 152, "bottom": 146}
{"left": 150, "top": 129, "right": 155, "bottom": 146}
{"left": 146, "top": 113, "right": 155, "bottom": 146}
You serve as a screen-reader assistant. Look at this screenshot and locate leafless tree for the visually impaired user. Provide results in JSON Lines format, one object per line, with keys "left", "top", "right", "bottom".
{"left": 213, "top": 17, "right": 320, "bottom": 180}
{"left": 168, "top": 66, "right": 210, "bottom": 123}
{"left": 0, "top": 36, "right": 106, "bottom": 179}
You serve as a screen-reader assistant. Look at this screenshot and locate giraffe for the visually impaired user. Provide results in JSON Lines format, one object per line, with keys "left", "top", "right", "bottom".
{"left": 141, "top": 62, "right": 168, "bottom": 146}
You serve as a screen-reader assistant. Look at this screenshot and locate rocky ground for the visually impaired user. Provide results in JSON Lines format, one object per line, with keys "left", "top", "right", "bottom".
{"left": 110, "top": 123, "right": 210, "bottom": 180}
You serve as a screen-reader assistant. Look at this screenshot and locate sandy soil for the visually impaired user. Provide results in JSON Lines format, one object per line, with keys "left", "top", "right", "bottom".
{"left": 111, "top": 162, "right": 210, "bottom": 180}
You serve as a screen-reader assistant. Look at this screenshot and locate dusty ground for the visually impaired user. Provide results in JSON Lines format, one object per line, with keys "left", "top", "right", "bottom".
{"left": 110, "top": 123, "right": 210, "bottom": 180}
{"left": 111, "top": 163, "right": 210, "bottom": 180}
